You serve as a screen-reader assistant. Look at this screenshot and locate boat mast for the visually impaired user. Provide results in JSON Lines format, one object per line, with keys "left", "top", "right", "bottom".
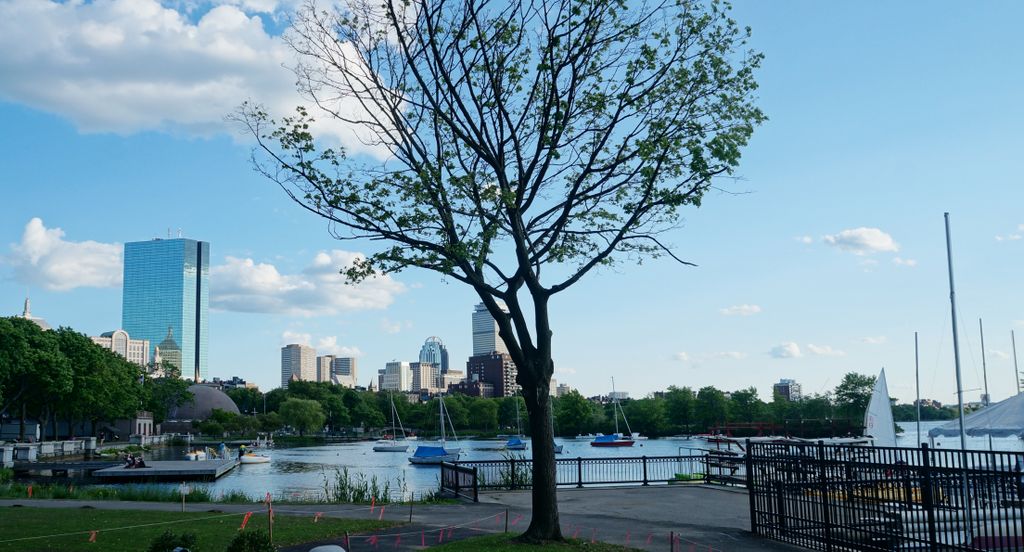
{"left": 439, "top": 396, "right": 445, "bottom": 445}
{"left": 1013, "top": 330, "right": 1021, "bottom": 395}
{"left": 611, "top": 378, "right": 620, "bottom": 435}
{"left": 980, "top": 319, "right": 992, "bottom": 451}
{"left": 915, "top": 332, "right": 921, "bottom": 446}
{"left": 944, "top": 212, "right": 972, "bottom": 537}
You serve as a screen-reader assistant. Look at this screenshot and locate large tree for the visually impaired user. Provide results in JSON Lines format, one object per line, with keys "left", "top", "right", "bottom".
{"left": 240, "top": 0, "right": 762, "bottom": 539}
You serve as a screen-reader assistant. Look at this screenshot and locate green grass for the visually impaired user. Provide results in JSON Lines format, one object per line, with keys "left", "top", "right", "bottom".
{"left": 430, "top": 534, "right": 642, "bottom": 551}
{"left": 0, "top": 506, "right": 393, "bottom": 552}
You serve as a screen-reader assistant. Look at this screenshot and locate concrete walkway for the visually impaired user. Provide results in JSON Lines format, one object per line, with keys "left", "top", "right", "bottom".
{"left": 0, "top": 485, "right": 801, "bottom": 551}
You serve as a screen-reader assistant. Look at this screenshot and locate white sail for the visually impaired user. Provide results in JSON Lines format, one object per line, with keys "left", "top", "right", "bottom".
{"left": 864, "top": 368, "right": 897, "bottom": 447}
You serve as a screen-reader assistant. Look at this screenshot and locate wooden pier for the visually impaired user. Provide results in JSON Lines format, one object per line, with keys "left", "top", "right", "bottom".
{"left": 94, "top": 459, "right": 239, "bottom": 481}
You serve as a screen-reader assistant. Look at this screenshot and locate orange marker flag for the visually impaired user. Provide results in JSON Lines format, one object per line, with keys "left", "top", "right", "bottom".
{"left": 27, "top": 485, "right": 32, "bottom": 498}
{"left": 88, "top": 531, "right": 97, "bottom": 543}
{"left": 240, "top": 511, "right": 253, "bottom": 530}
{"left": 313, "top": 512, "right": 323, "bottom": 523}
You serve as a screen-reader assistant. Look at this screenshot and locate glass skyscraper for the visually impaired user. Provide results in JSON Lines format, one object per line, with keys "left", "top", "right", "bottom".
{"left": 122, "top": 238, "right": 210, "bottom": 382}
{"left": 419, "top": 336, "right": 449, "bottom": 374}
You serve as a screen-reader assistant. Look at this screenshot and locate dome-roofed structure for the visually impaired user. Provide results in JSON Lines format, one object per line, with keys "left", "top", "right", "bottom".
{"left": 167, "top": 384, "right": 240, "bottom": 421}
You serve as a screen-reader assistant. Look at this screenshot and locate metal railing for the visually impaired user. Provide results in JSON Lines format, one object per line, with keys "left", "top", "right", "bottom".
{"left": 747, "top": 441, "right": 1024, "bottom": 551}
{"left": 440, "top": 462, "right": 479, "bottom": 502}
{"left": 441, "top": 454, "right": 733, "bottom": 497}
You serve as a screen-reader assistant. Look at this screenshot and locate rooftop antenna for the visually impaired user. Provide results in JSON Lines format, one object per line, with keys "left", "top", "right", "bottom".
{"left": 177, "top": 228, "right": 183, "bottom": 238}
{"left": 167, "top": 228, "right": 171, "bottom": 238}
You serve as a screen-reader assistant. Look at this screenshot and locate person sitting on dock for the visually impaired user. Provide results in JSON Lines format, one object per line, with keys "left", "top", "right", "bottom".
{"left": 123, "top": 453, "right": 135, "bottom": 468}
{"left": 134, "top": 455, "right": 147, "bottom": 469}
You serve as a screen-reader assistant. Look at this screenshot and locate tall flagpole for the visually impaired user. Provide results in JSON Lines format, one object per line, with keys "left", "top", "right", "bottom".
{"left": 944, "top": 212, "right": 971, "bottom": 536}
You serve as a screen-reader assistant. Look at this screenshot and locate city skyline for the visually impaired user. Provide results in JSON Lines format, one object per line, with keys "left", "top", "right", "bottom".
{"left": 2, "top": 2, "right": 1023, "bottom": 404}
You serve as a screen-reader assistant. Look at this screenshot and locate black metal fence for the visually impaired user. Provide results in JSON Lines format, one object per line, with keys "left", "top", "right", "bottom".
{"left": 747, "top": 441, "right": 1024, "bottom": 551}
{"left": 441, "top": 453, "right": 738, "bottom": 499}
{"left": 440, "top": 462, "right": 478, "bottom": 502}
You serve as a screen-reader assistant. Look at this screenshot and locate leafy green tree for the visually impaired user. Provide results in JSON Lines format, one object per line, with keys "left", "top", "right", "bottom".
{"left": 696, "top": 387, "right": 729, "bottom": 431}
{"left": 226, "top": 387, "right": 264, "bottom": 415}
{"left": 144, "top": 377, "right": 193, "bottom": 424}
{"left": 279, "top": 398, "right": 326, "bottom": 436}
{"left": 241, "top": 0, "right": 763, "bottom": 537}
{"left": 554, "top": 391, "right": 593, "bottom": 437}
{"left": 262, "top": 388, "right": 288, "bottom": 413}
{"left": 198, "top": 420, "right": 225, "bottom": 437}
{"left": 55, "top": 329, "right": 143, "bottom": 437}
{"left": 257, "top": 412, "right": 283, "bottom": 433}
{"left": 664, "top": 386, "right": 696, "bottom": 432}
{"left": 623, "top": 397, "right": 668, "bottom": 436}
{"left": 469, "top": 399, "right": 499, "bottom": 432}
{"left": 498, "top": 396, "right": 528, "bottom": 432}
{"left": 728, "top": 387, "right": 764, "bottom": 424}
{"left": 834, "top": 373, "right": 876, "bottom": 419}
{"left": 0, "top": 318, "right": 71, "bottom": 439}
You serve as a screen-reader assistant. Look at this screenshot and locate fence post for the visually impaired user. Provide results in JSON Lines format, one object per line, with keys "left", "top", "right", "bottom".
{"left": 642, "top": 456, "right": 649, "bottom": 486}
{"left": 510, "top": 458, "right": 517, "bottom": 490}
{"left": 920, "top": 443, "right": 938, "bottom": 552}
{"left": 473, "top": 467, "right": 479, "bottom": 503}
{"left": 577, "top": 457, "right": 584, "bottom": 488}
{"left": 774, "top": 481, "right": 787, "bottom": 532}
{"left": 452, "top": 463, "right": 460, "bottom": 498}
{"left": 816, "top": 441, "right": 833, "bottom": 552}
{"left": 746, "top": 439, "right": 757, "bottom": 536}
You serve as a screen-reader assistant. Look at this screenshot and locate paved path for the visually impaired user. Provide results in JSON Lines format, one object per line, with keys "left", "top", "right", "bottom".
{"left": 0, "top": 485, "right": 801, "bottom": 551}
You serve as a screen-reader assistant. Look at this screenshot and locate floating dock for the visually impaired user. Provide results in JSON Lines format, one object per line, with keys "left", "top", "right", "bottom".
{"left": 94, "top": 459, "right": 238, "bottom": 481}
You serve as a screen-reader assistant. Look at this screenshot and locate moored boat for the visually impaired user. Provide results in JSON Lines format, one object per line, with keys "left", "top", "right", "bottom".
{"left": 408, "top": 445, "right": 459, "bottom": 464}
{"left": 240, "top": 453, "right": 270, "bottom": 464}
{"left": 591, "top": 433, "right": 635, "bottom": 447}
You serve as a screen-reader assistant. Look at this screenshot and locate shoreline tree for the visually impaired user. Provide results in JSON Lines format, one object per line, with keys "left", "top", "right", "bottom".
{"left": 239, "top": 0, "right": 763, "bottom": 540}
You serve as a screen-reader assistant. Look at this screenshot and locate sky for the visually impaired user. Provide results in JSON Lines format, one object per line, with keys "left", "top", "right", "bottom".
{"left": 1, "top": 0, "right": 1022, "bottom": 405}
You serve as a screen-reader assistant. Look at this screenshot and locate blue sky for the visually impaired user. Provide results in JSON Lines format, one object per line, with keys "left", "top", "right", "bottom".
{"left": 1, "top": 0, "right": 1022, "bottom": 404}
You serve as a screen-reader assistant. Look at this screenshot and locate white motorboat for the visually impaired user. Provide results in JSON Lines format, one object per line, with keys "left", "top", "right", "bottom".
{"left": 185, "top": 450, "right": 207, "bottom": 461}
{"left": 239, "top": 453, "right": 270, "bottom": 464}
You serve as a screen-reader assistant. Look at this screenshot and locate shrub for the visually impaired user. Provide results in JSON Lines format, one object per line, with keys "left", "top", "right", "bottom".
{"left": 225, "top": 530, "right": 275, "bottom": 552}
{"left": 147, "top": 530, "right": 199, "bottom": 552}
{"left": 0, "top": 468, "right": 13, "bottom": 484}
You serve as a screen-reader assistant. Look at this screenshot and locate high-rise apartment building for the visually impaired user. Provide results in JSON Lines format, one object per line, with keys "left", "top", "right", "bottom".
{"left": 91, "top": 329, "right": 150, "bottom": 367}
{"left": 556, "top": 383, "right": 572, "bottom": 397}
{"left": 317, "top": 355, "right": 336, "bottom": 383}
{"left": 281, "top": 344, "right": 316, "bottom": 388}
{"left": 331, "top": 357, "right": 358, "bottom": 388}
{"left": 472, "top": 301, "right": 509, "bottom": 355}
{"left": 419, "top": 337, "right": 450, "bottom": 374}
{"left": 773, "top": 379, "right": 802, "bottom": 402}
{"left": 410, "top": 362, "right": 440, "bottom": 394}
{"left": 378, "top": 362, "right": 413, "bottom": 392}
{"left": 466, "top": 352, "right": 518, "bottom": 397}
{"left": 122, "top": 238, "right": 209, "bottom": 381}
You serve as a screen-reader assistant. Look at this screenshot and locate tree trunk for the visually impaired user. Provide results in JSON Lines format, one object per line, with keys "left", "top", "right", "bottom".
{"left": 518, "top": 362, "right": 562, "bottom": 542}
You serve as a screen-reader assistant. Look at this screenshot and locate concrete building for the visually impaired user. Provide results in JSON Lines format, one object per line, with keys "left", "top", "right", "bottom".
{"left": 773, "top": 378, "right": 802, "bottom": 402}
{"left": 466, "top": 352, "right": 518, "bottom": 397}
{"left": 281, "top": 344, "right": 316, "bottom": 388}
{"left": 443, "top": 369, "right": 465, "bottom": 389}
{"left": 448, "top": 380, "right": 495, "bottom": 398}
{"left": 122, "top": 237, "right": 210, "bottom": 381}
{"left": 317, "top": 355, "right": 336, "bottom": 383}
{"left": 212, "top": 376, "right": 257, "bottom": 390}
{"left": 419, "top": 336, "right": 450, "bottom": 374}
{"left": 330, "top": 357, "right": 358, "bottom": 388}
{"left": 556, "top": 383, "right": 572, "bottom": 397}
{"left": 609, "top": 390, "right": 629, "bottom": 401}
{"left": 472, "top": 301, "right": 509, "bottom": 355}
{"left": 378, "top": 361, "right": 413, "bottom": 392}
{"left": 91, "top": 329, "right": 150, "bottom": 367}
{"left": 411, "top": 362, "right": 441, "bottom": 394}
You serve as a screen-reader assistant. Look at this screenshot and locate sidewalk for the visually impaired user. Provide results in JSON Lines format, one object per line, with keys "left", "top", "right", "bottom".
{"left": 0, "top": 485, "right": 801, "bottom": 551}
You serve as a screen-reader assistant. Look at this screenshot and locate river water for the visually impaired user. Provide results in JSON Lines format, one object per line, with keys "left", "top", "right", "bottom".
{"left": 83, "top": 424, "right": 1023, "bottom": 500}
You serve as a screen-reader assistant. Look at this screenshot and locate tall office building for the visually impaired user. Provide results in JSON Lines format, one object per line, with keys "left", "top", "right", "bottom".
{"left": 317, "top": 355, "right": 336, "bottom": 383}
{"left": 419, "top": 337, "right": 450, "bottom": 374}
{"left": 472, "top": 301, "right": 509, "bottom": 355}
{"left": 466, "top": 352, "right": 518, "bottom": 397}
{"left": 773, "top": 379, "right": 802, "bottom": 402}
{"left": 331, "top": 357, "right": 358, "bottom": 388}
{"left": 410, "top": 362, "right": 440, "bottom": 394}
{"left": 281, "top": 344, "right": 316, "bottom": 388}
{"left": 378, "top": 362, "right": 413, "bottom": 392}
{"left": 122, "top": 238, "right": 210, "bottom": 381}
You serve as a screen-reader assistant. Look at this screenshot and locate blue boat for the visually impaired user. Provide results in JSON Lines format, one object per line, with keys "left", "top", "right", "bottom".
{"left": 408, "top": 445, "right": 459, "bottom": 465}
{"left": 505, "top": 437, "right": 528, "bottom": 450}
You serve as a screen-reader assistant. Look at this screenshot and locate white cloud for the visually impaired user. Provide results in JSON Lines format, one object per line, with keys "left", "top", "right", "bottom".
{"left": 316, "top": 335, "right": 362, "bottom": 357}
{"left": 281, "top": 330, "right": 312, "bottom": 345}
{"left": 555, "top": 366, "right": 578, "bottom": 376}
{"left": 707, "top": 351, "right": 747, "bottom": 360}
{"left": 211, "top": 250, "right": 405, "bottom": 316}
{"left": 673, "top": 352, "right": 691, "bottom": 362}
{"left": 379, "top": 318, "right": 403, "bottom": 334}
{"left": 861, "top": 336, "right": 887, "bottom": 345}
{"left": 795, "top": 236, "right": 813, "bottom": 244}
{"left": 823, "top": 227, "right": 900, "bottom": 255}
{"left": 995, "top": 234, "right": 1022, "bottom": 242}
{"left": 5, "top": 217, "right": 122, "bottom": 291}
{"left": 987, "top": 349, "right": 1010, "bottom": 360}
{"left": 720, "top": 304, "right": 762, "bottom": 316}
{"left": 892, "top": 257, "right": 918, "bottom": 267}
{"left": 807, "top": 344, "right": 846, "bottom": 357}
{"left": 770, "top": 342, "right": 802, "bottom": 359}
{"left": 0, "top": 0, "right": 384, "bottom": 156}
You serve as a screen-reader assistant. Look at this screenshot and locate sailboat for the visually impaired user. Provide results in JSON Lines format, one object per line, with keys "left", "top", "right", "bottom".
{"left": 505, "top": 397, "right": 528, "bottom": 450}
{"left": 863, "top": 368, "right": 897, "bottom": 447}
{"left": 409, "top": 396, "right": 461, "bottom": 464}
{"left": 591, "top": 378, "right": 635, "bottom": 447}
{"left": 374, "top": 393, "right": 409, "bottom": 452}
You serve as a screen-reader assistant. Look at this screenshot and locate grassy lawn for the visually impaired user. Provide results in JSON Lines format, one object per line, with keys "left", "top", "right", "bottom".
{"left": 0, "top": 506, "right": 392, "bottom": 552}
{"left": 431, "top": 534, "right": 642, "bottom": 551}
